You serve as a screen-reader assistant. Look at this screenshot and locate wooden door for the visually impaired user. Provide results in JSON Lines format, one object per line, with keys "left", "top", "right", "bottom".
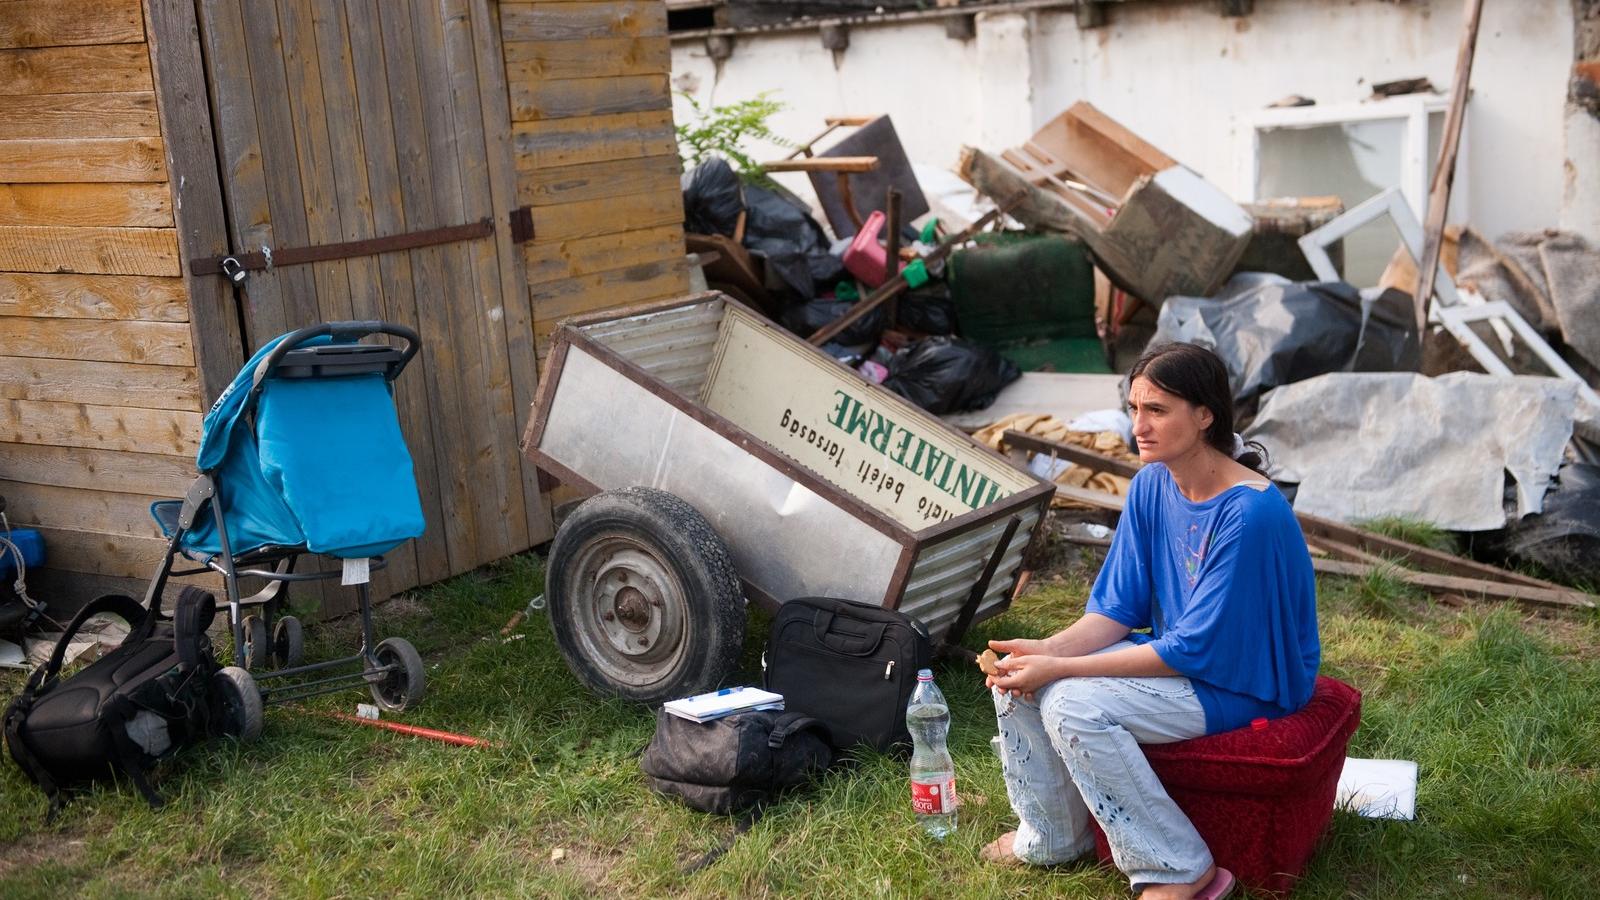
{"left": 194, "top": 0, "right": 549, "bottom": 610}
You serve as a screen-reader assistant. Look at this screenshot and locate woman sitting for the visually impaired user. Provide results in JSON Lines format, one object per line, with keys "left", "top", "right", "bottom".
{"left": 981, "top": 342, "right": 1320, "bottom": 900}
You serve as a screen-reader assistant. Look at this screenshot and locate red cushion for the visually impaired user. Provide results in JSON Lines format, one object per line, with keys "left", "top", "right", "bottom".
{"left": 1092, "top": 675, "right": 1362, "bottom": 894}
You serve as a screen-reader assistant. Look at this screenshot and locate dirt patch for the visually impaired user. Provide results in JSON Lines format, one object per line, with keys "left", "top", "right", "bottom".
{"left": 0, "top": 830, "right": 87, "bottom": 878}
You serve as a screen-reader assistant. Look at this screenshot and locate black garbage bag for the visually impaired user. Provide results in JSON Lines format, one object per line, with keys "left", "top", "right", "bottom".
{"left": 782, "top": 298, "right": 886, "bottom": 348}
{"left": 883, "top": 337, "right": 1020, "bottom": 414}
{"left": 1469, "top": 463, "right": 1600, "bottom": 587}
{"left": 743, "top": 181, "right": 845, "bottom": 301}
{"left": 1153, "top": 273, "right": 1420, "bottom": 415}
{"left": 681, "top": 157, "right": 745, "bottom": 237}
{"left": 898, "top": 283, "right": 958, "bottom": 336}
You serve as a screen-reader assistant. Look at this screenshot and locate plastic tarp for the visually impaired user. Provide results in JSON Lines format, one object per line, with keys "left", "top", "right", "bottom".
{"left": 1153, "top": 274, "right": 1420, "bottom": 415}
{"left": 1246, "top": 372, "right": 1577, "bottom": 531}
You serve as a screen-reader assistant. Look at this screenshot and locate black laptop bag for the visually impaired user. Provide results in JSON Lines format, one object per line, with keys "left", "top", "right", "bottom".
{"left": 763, "top": 597, "right": 932, "bottom": 753}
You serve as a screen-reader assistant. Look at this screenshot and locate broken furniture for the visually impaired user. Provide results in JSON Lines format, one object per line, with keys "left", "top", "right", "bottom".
{"left": 765, "top": 115, "right": 929, "bottom": 238}
{"left": 1299, "top": 189, "right": 1600, "bottom": 416}
{"left": 1233, "top": 197, "right": 1345, "bottom": 281}
{"left": 522, "top": 294, "right": 1053, "bottom": 703}
{"left": 959, "top": 101, "right": 1253, "bottom": 304}
{"left": 947, "top": 232, "right": 1106, "bottom": 373}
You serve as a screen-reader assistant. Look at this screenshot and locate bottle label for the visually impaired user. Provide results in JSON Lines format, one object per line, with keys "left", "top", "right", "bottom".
{"left": 911, "top": 776, "right": 956, "bottom": 815}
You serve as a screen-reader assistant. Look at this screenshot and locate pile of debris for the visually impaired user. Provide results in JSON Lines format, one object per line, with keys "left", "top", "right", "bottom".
{"left": 679, "top": 92, "right": 1599, "bottom": 600}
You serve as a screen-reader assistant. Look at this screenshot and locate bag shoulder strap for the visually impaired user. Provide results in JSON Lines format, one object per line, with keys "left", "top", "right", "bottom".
{"left": 767, "top": 711, "right": 831, "bottom": 750}
{"left": 29, "top": 594, "right": 148, "bottom": 697}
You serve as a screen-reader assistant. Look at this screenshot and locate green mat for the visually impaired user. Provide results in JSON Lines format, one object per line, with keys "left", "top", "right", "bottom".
{"left": 949, "top": 232, "right": 1108, "bottom": 373}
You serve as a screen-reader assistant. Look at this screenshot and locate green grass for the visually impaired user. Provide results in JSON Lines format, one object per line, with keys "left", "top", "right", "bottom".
{"left": 3, "top": 549, "right": 1599, "bottom": 898}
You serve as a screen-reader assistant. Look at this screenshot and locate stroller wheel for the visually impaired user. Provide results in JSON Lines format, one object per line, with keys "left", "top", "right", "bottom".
{"left": 272, "top": 616, "right": 304, "bottom": 668}
{"left": 241, "top": 615, "right": 269, "bottom": 670}
{"left": 367, "top": 637, "right": 426, "bottom": 712}
{"left": 213, "top": 666, "right": 263, "bottom": 742}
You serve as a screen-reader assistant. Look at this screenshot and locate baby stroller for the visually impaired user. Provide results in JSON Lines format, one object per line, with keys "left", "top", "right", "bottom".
{"left": 148, "top": 321, "right": 428, "bottom": 712}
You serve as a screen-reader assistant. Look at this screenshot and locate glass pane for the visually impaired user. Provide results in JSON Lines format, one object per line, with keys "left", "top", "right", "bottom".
{"left": 1257, "top": 119, "right": 1406, "bottom": 287}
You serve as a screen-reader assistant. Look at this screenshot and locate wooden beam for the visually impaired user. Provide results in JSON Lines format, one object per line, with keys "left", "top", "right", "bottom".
{"left": 508, "top": 73, "right": 669, "bottom": 122}
{"left": 1413, "top": 0, "right": 1484, "bottom": 334}
{"left": 0, "top": 137, "right": 167, "bottom": 183}
{"left": 0, "top": 91, "right": 159, "bottom": 139}
{"left": 0, "top": 399, "right": 200, "bottom": 455}
{"left": 1054, "top": 484, "right": 1125, "bottom": 511}
{"left": 0, "top": 357, "right": 201, "bottom": 411}
{"left": 525, "top": 186, "right": 682, "bottom": 244}
{"left": 1294, "top": 511, "right": 1558, "bottom": 590}
{"left": 762, "top": 156, "right": 880, "bottom": 174}
{"left": 522, "top": 223, "right": 684, "bottom": 286}
{"left": 516, "top": 153, "right": 681, "bottom": 207}
{"left": 1312, "top": 557, "right": 1595, "bottom": 611}
{"left": 0, "top": 273, "right": 187, "bottom": 321}
{"left": 0, "top": 443, "right": 192, "bottom": 497}
{"left": 530, "top": 257, "right": 689, "bottom": 323}
{"left": 0, "top": 0, "right": 144, "bottom": 50}
{"left": 511, "top": 109, "right": 676, "bottom": 168}
{"left": 502, "top": 36, "right": 670, "bottom": 79}
{"left": 143, "top": 0, "right": 245, "bottom": 409}
{"left": 0, "top": 318, "right": 194, "bottom": 366}
{"left": 499, "top": 1, "right": 668, "bottom": 42}
{"left": 0, "top": 183, "right": 173, "bottom": 228}
{"left": 0, "top": 43, "right": 153, "bottom": 95}
{"left": 1000, "top": 429, "right": 1142, "bottom": 479}
{"left": 0, "top": 225, "right": 179, "bottom": 276}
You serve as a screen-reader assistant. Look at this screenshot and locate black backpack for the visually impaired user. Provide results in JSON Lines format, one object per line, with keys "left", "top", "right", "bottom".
{"left": 640, "top": 708, "right": 835, "bottom": 815}
{"left": 3, "top": 587, "right": 262, "bottom": 817}
{"left": 763, "top": 597, "right": 933, "bottom": 753}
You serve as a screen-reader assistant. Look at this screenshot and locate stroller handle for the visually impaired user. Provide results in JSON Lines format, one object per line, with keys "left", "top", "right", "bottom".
{"left": 252, "top": 320, "right": 422, "bottom": 390}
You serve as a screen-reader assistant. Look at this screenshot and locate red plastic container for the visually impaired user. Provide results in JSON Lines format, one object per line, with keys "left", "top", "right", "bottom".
{"left": 843, "top": 210, "right": 891, "bottom": 287}
{"left": 1091, "top": 676, "right": 1362, "bottom": 894}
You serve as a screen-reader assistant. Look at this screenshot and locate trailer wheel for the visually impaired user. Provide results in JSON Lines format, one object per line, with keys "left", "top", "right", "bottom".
{"left": 547, "top": 487, "right": 745, "bottom": 704}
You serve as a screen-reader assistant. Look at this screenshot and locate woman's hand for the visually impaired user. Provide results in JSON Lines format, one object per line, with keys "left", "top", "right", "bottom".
{"left": 988, "top": 654, "right": 1067, "bottom": 698}
{"left": 987, "top": 637, "right": 1049, "bottom": 658}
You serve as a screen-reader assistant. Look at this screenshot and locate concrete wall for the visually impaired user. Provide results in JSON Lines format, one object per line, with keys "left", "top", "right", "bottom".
{"left": 672, "top": 0, "right": 1584, "bottom": 243}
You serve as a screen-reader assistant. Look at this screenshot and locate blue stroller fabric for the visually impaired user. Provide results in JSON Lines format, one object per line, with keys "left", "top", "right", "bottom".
{"left": 154, "top": 332, "right": 425, "bottom": 560}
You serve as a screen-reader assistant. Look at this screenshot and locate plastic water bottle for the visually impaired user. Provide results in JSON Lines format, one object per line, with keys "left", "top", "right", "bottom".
{"left": 907, "top": 668, "right": 957, "bottom": 838}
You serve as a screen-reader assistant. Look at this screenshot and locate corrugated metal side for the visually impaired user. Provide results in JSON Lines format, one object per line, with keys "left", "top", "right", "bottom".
{"left": 899, "top": 506, "right": 1041, "bottom": 637}
{"left": 578, "top": 299, "right": 726, "bottom": 399}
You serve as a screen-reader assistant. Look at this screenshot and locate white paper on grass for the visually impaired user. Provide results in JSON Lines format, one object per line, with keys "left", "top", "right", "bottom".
{"left": 1246, "top": 372, "right": 1577, "bottom": 531}
{"left": 1336, "top": 757, "right": 1418, "bottom": 820}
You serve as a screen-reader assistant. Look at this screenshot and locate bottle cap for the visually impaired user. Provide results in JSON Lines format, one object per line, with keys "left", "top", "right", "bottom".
{"left": 1251, "top": 717, "right": 1269, "bottom": 731}
{"left": 917, "top": 668, "right": 933, "bottom": 681}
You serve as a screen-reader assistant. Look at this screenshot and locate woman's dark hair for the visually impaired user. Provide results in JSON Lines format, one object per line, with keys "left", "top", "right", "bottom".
{"left": 1127, "top": 342, "right": 1269, "bottom": 474}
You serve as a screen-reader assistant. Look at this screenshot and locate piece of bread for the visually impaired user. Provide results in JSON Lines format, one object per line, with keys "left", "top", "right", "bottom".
{"left": 977, "top": 648, "right": 1000, "bottom": 676}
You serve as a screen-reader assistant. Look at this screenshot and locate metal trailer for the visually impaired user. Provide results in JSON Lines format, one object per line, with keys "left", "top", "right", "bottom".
{"left": 522, "top": 293, "right": 1053, "bottom": 703}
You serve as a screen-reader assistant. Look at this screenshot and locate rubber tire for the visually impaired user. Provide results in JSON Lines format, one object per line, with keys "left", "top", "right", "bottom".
{"left": 213, "top": 666, "right": 263, "bottom": 742}
{"left": 272, "top": 615, "right": 304, "bottom": 668}
{"left": 241, "top": 615, "right": 269, "bottom": 670}
{"left": 547, "top": 487, "right": 745, "bottom": 704}
{"left": 367, "top": 636, "right": 426, "bottom": 712}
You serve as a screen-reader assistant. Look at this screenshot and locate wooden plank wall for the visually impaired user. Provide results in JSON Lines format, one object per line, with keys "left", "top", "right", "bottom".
{"left": 500, "top": 0, "right": 690, "bottom": 352}
{"left": 0, "top": 0, "right": 204, "bottom": 601}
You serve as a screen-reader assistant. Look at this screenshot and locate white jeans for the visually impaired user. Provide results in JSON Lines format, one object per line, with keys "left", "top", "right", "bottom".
{"left": 994, "top": 641, "right": 1212, "bottom": 889}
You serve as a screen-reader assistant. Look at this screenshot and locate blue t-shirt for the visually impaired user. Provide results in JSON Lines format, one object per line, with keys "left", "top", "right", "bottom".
{"left": 1087, "top": 464, "right": 1320, "bottom": 734}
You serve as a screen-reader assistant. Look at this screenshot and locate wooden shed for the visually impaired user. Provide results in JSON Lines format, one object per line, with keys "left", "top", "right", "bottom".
{"left": 0, "top": 0, "right": 687, "bottom": 614}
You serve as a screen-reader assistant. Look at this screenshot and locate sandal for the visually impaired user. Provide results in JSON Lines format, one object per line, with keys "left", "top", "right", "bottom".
{"left": 979, "top": 831, "right": 1025, "bottom": 867}
{"left": 1192, "top": 867, "right": 1236, "bottom": 900}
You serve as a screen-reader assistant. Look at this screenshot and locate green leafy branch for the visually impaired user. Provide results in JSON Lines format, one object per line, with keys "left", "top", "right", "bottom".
{"left": 676, "top": 91, "right": 792, "bottom": 181}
